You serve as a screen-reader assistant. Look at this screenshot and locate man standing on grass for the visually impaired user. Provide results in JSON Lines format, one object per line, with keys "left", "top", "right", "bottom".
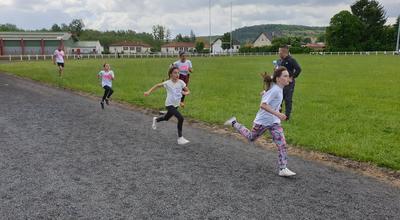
{"left": 278, "top": 45, "right": 302, "bottom": 120}
{"left": 53, "top": 47, "right": 65, "bottom": 77}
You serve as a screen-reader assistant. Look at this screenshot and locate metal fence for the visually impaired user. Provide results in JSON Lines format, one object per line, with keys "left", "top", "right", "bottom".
{"left": 0, "top": 51, "right": 398, "bottom": 62}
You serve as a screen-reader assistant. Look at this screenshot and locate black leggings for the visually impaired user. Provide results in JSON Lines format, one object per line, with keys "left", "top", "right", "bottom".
{"left": 156, "top": 106, "right": 184, "bottom": 137}
{"left": 102, "top": 85, "right": 114, "bottom": 101}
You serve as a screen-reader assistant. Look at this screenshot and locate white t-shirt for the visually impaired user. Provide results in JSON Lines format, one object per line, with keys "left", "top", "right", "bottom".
{"left": 53, "top": 50, "right": 65, "bottom": 63}
{"left": 98, "top": 70, "right": 115, "bottom": 87}
{"left": 162, "top": 79, "right": 186, "bottom": 107}
{"left": 173, "top": 60, "right": 192, "bottom": 76}
{"left": 254, "top": 84, "right": 283, "bottom": 126}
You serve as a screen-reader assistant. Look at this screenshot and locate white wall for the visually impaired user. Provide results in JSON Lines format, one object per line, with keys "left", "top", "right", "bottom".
{"left": 212, "top": 39, "right": 223, "bottom": 54}
{"left": 212, "top": 39, "right": 240, "bottom": 53}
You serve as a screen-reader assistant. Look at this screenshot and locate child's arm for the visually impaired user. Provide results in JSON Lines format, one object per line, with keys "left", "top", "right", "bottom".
{"left": 182, "top": 86, "right": 190, "bottom": 96}
{"left": 260, "top": 103, "right": 287, "bottom": 121}
{"left": 144, "top": 83, "right": 163, "bottom": 96}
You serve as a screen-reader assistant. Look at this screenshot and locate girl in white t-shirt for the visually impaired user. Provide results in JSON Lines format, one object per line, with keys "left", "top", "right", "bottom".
{"left": 224, "top": 66, "right": 296, "bottom": 177}
{"left": 144, "top": 66, "right": 191, "bottom": 145}
{"left": 97, "top": 63, "right": 115, "bottom": 109}
{"left": 173, "top": 51, "right": 193, "bottom": 108}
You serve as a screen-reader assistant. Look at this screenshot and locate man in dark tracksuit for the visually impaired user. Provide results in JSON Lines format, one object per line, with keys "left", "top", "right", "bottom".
{"left": 279, "top": 45, "right": 302, "bottom": 120}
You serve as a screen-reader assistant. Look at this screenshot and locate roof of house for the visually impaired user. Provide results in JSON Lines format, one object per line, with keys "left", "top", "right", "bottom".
{"left": 162, "top": 42, "right": 196, "bottom": 48}
{"left": 252, "top": 32, "right": 273, "bottom": 44}
{"left": 109, "top": 41, "right": 151, "bottom": 47}
{"left": 71, "top": 41, "right": 101, "bottom": 48}
{"left": 0, "top": 32, "right": 72, "bottom": 41}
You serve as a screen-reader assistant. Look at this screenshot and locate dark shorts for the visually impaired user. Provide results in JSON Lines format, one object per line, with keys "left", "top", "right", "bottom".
{"left": 57, "top": 62, "right": 64, "bottom": 68}
{"left": 179, "top": 74, "right": 190, "bottom": 85}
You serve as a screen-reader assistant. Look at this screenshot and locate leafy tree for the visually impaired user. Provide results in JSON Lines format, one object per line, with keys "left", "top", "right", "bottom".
{"left": 351, "top": 0, "right": 387, "bottom": 50}
{"left": 175, "top": 33, "right": 191, "bottom": 42}
{"left": 190, "top": 30, "right": 196, "bottom": 42}
{"left": 195, "top": 42, "right": 204, "bottom": 53}
{"left": 69, "top": 19, "right": 85, "bottom": 37}
{"left": 303, "top": 37, "right": 312, "bottom": 44}
{"left": 0, "top": 23, "right": 21, "bottom": 31}
{"left": 221, "top": 32, "right": 231, "bottom": 50}
{"left": 326, "top": 10, "right": 363, "bottom": 51}
{"left": 271, "top": 36, "right": 303, "bottom": 47}
{"left": 60, "top": 23, "right": 69, "bottom": 32}
{"left": 165, "top": 29, "right": 171, "bottom": 42}
{"left": 51, "top": 24, "right": 62, "bottom": 32}
{"left": 152, "top": 25, "right": 168, "bottom": 41}
{"left": 317, "top": 33, "right": 326, "bottom": 43}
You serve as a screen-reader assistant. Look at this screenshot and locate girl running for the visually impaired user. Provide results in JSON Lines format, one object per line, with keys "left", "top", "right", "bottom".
{"left": 224, "top": 66, "right": 296, "bottom": 177}
{"left": 144, "top": 66, "right": 190, "bottom": 145}
{"left": 173, "top": 51, "right": 193, "bottom": 108}
{"left": 97, "top": 63, "right": 115, "bottom": 109}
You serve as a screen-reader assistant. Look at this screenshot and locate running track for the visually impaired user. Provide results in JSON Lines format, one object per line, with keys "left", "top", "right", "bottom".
{"left": 1, "top": 73, "right": 399, "bottom": 219}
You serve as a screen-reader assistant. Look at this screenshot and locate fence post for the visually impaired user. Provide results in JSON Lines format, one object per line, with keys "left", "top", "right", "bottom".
{"left": 36, "top": 55, "right": 38, "bottom": 60}
{"left": 9, "top": 55, "right": 11, "bottom": 61}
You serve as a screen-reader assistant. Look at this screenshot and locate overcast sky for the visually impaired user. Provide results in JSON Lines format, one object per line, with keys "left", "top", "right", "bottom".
{"left": 0, "top": 0, "right": 398, "bottom": 36}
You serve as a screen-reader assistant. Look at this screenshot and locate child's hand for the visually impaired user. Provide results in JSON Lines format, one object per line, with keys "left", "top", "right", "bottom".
{"left": 182, "top": 91, "right": 189, "bottom": 96}
{"left": 276, "top": 112, "right": 287, "bottom": 121}
{"left": 144, "top": 91, "right": 150, "bottom": 96}
{"left": 260, "top": 90, "right": 265, "bottom": 96}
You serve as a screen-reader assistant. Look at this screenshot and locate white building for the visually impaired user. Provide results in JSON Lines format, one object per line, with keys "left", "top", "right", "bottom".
{"left": 161, "top": 42, "right": 196, "bottom": 54}
{"left": 69, "top": 41, "right": 104, "bottom": 54}
{"left": 252, "top": 32, "right": 273, "bottom": 47}
{"left": 211, "top": 38, "right": 241, "bottom": 54}
{"left": 109, "top": 41, "right": 151, "bottom": 54}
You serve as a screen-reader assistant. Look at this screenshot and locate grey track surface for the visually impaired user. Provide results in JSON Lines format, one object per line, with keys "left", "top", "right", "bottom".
{"left": 1, "top": 73, "right": 399, "bottom": 220}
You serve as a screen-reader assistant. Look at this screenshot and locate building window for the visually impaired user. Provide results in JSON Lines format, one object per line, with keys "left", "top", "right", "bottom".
{"left": 123, "top": 46, "right": 129, "bottom": 50}
{"left": 136, "top": 47, "right": 141, "bottom": 53}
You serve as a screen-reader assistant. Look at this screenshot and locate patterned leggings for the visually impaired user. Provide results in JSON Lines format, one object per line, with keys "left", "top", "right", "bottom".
{"left": 233, "top": 122, "right": 288, "bottom": 169}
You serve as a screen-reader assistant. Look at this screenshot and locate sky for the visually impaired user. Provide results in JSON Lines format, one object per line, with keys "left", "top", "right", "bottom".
{"left": 0, "top": 0, "right": 398, "bottom": 36}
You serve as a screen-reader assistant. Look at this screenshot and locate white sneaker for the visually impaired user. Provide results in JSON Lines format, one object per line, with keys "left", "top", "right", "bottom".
{"left": 224, "top": 116, "right": 237, "bottom": 126}
{"left": 278, "top": 168, "right": 296, "bottom": 177}
{"left": 152, "top": 117, "right": 157, "bottom": 130}
{"left": 177, "top": 137, "right": 190, "bottom": 145}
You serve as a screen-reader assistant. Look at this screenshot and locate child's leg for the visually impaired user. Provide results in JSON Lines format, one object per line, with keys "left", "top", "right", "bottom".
{"left": 267, "top": 124, "right": 288, "bottom": 169}
{"left": 156, "top": 106, "right": 175, "bottom": 122}
{"left": 233, "top": 122, "right": 268, "bottom": 142}
{"left": 179, "top": 74, "right": 189, "bottom": 102}
{"left": 171, "top": 107, "right": 184, "bottom": 137}
{"left": 106, "top": 87, "right": 114, "bottom": 99}
{"left": 102, "top": 86, "right": 110, "bottom": 102}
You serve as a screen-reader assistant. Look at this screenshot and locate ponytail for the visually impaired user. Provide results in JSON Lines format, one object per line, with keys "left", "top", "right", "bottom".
{"left": 261, "top": 66, "right": 287, "bottom": 91}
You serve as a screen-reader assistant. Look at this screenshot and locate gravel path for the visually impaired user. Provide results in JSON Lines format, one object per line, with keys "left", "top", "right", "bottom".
{"left": 1, "top": 73, "right": 399, "bottom": 219}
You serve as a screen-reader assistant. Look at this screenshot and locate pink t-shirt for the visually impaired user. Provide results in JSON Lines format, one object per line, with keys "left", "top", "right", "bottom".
{"left": 54, "top": 50, "right": 65, "bottom": 63}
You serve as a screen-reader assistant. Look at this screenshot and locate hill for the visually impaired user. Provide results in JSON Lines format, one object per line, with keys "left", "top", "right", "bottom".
{"left": 232, "top": 24, "right": 325, "bottom": 43}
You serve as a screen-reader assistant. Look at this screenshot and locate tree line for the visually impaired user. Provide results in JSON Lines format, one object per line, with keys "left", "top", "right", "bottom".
{"left": 326, "top": 0, "right": 399, "bottom": 51}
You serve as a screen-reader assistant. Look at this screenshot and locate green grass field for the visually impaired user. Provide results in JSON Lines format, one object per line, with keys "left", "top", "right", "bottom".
{"left": 1, "top": 55, "right": 399, "bottom": 170}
